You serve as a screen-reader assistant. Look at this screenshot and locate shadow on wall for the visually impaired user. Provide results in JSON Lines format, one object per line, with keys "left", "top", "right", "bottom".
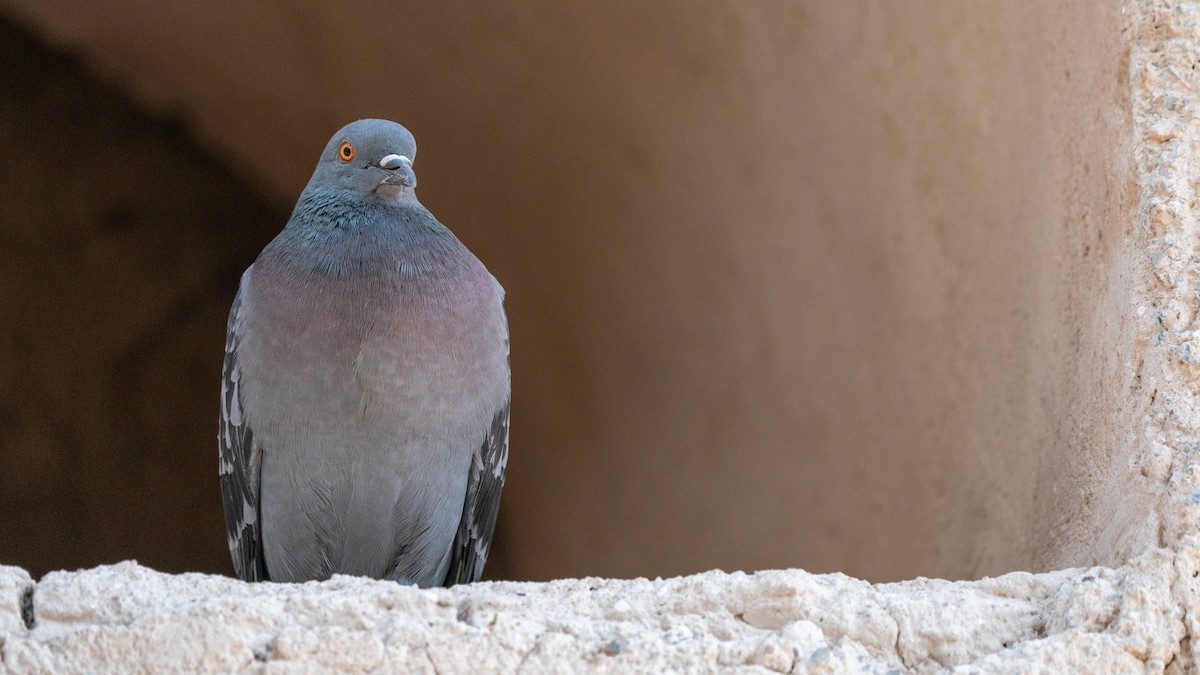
{"left": 0, "top": 20, "right": 283, "bottom": 578}
{"left": 0, "top": 1, "right": 1137, "bottom": 584}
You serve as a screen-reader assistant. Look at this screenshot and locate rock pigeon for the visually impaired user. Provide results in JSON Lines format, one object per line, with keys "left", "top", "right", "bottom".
{"left": 218, "top": 119, "right": 509, "bottom": 587}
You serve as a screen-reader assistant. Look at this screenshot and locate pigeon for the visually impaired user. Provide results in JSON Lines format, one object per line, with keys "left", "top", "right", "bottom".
{"left": 218, "top": 119, "right": 509, "bottom": 587}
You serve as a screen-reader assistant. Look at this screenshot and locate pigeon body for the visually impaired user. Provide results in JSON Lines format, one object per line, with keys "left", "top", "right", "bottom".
{"left": 219, "top": 119, "right": 509, "bottom": 586}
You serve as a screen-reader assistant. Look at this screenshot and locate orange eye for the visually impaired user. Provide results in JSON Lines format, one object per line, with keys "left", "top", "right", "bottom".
{"left": 338, "top": 141, "right": 355, "bottom": 162}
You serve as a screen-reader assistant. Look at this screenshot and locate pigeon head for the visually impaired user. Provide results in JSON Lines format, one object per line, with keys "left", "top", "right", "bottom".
{"left": 305, "top": 119, "right": 419, "bottom": 201}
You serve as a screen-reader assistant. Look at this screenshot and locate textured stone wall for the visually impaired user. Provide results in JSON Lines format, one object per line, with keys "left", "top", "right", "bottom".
{"left": 0, "top": 553, "right": 1191, "bottom": 672}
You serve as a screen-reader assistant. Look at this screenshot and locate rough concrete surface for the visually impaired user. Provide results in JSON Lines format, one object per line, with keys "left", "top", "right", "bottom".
{"left": 0, "top": 555, "right": 1188, "bottom": 673}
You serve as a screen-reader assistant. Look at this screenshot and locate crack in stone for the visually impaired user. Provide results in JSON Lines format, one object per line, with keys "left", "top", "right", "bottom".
{"left": 1167, "top": 548, "right": 1197, "bottom": 670}
{"left": 20, "top": 583, "right": 34, "bottom": 630}
{"left": 251, "top": 644, "right": 269, "bottom": 663}
{"left": 867, "top": 590, "right": 909, "bottom": 671}
{"left": 892, "top": 623, "right": 907, "bottom": 671}
{"left": 514, "top": 644, "right": 537, "bottom": 673}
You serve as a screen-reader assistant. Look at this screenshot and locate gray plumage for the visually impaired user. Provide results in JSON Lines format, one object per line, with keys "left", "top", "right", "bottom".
{"left": 218, "top": 119, "right": 509, "bottom": 587}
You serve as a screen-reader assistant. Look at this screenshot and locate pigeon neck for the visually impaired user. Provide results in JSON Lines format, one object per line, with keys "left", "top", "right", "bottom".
{"left": 268, "top": 187, "right": 473, "bottom": 280}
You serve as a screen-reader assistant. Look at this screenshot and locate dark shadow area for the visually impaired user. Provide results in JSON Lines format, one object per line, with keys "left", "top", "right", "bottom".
{"left": 0, "top": 18, "right": 284, "bottom": 577}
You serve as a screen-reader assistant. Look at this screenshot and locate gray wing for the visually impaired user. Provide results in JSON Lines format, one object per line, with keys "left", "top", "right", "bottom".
{"left": 218, "top": 275, "right": 267, "bottom": 581}
{"left": 443, "top": 399, "right": 510, "bottom": 586}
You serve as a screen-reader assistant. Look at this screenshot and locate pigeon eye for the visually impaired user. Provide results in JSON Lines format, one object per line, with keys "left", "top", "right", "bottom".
{"left": 338, "top": 141, "right": 355, "bottom": 163}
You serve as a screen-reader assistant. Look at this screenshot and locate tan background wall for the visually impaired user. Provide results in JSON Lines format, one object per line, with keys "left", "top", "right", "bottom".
{"left": 0, "top": 1, "right": 1152, "bottom": 583}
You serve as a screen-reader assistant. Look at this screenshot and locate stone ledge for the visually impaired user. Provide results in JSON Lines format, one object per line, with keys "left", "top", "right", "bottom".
{"left": 0, "top": 551, "right": 1191, "bottom": 673}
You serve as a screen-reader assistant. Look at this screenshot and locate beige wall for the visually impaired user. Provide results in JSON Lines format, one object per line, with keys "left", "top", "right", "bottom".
{"left": 0, "top": 1, "right": 1151, "bottom": 582}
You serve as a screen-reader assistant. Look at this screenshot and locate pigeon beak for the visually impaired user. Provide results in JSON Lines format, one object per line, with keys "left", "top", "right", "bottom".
{"left": 377, "top": 154, "right": 417, "bottom": 188}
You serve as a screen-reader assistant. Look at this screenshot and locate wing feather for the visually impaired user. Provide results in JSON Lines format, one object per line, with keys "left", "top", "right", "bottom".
{"left": 443, "top": 400, "right": 510, "bottom": 585}
{"left": 218, "top": 274, "right": 268, "bottom": 581}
